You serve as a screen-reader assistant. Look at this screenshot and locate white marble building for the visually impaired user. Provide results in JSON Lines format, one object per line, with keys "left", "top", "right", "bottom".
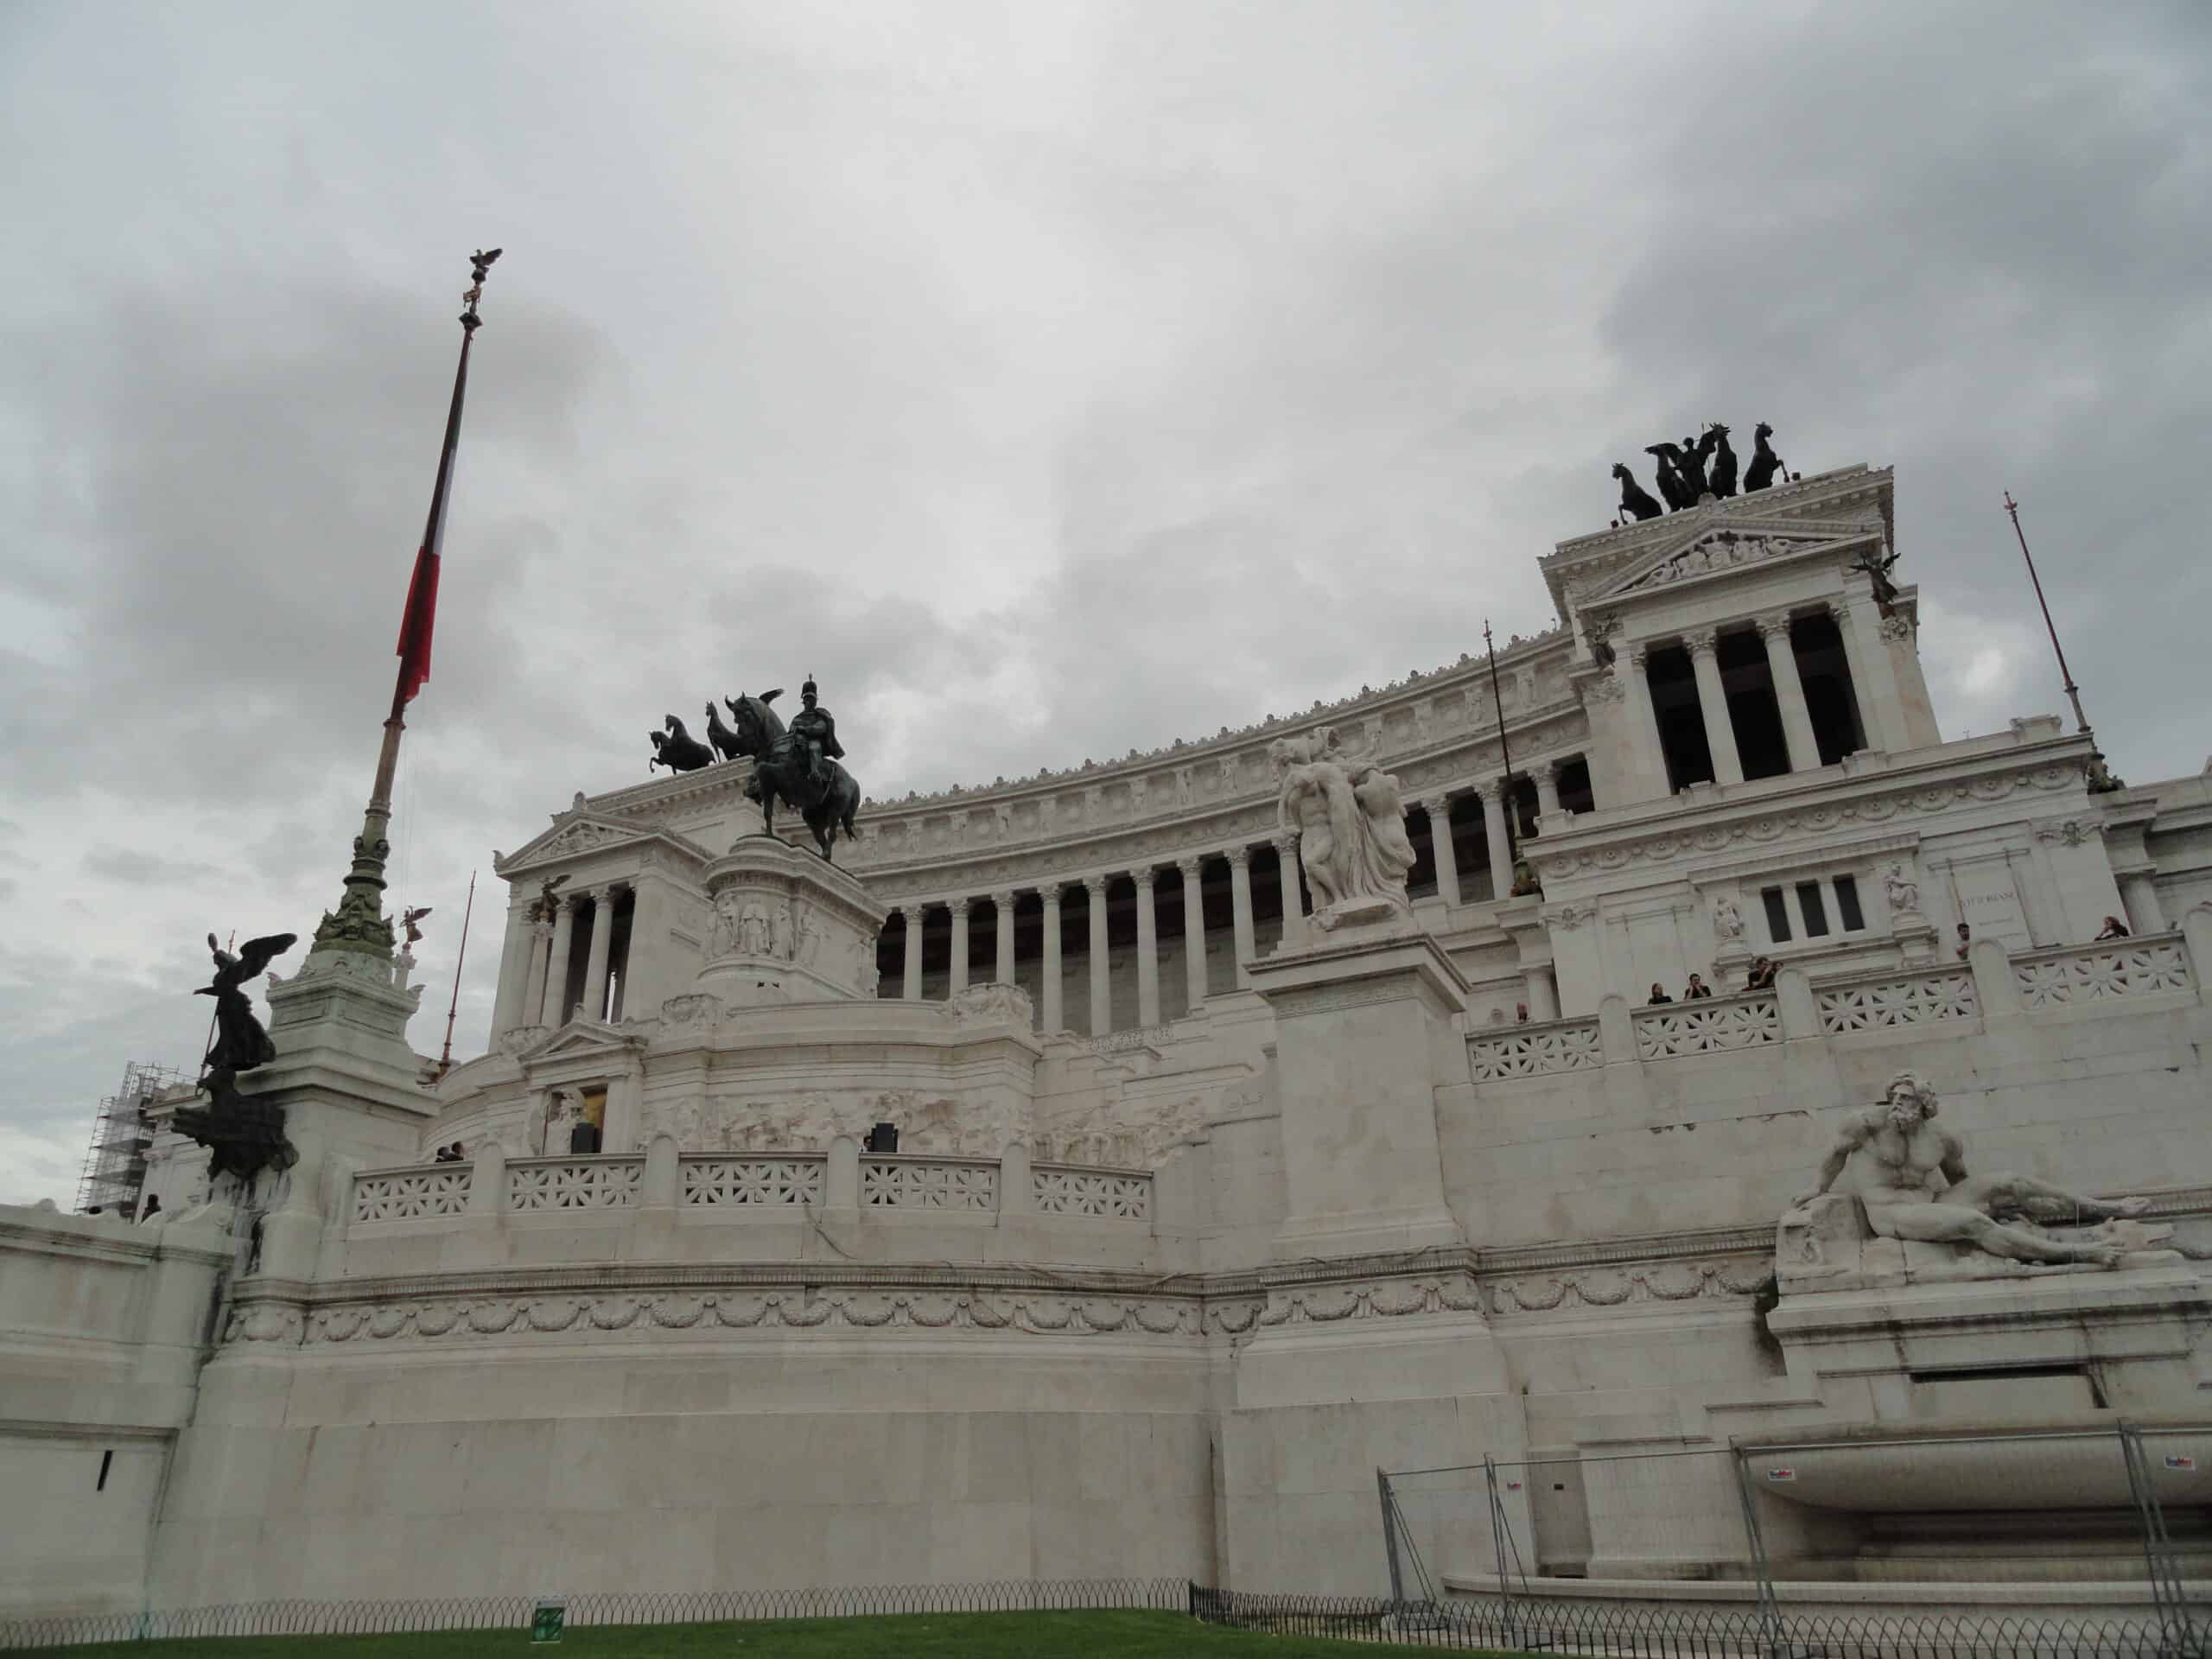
{"left": 6, "top": 464, "right": 2211, "bottom": 1622}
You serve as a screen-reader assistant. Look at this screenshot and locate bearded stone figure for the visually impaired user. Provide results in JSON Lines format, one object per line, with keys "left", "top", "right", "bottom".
{"left": 1269, "top": 727, "right": 1416, "bottom": 930}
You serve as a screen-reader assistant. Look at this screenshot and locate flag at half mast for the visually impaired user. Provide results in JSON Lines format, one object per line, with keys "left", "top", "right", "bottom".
{"left": 309, "top": 247, "right": 500, "bottom": 963}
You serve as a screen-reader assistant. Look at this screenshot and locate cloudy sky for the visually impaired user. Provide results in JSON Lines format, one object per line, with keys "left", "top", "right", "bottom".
{"left": 3, "top": 1, "right": 2206, "bottom": 1203}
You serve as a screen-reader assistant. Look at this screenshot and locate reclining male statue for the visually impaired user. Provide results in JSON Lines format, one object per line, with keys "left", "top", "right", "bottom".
{"left": 1793, "top": 1071, "right": 2152, "bottom": 1268}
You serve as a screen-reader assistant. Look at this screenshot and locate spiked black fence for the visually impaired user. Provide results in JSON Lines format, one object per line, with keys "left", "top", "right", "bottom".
{"left": 1186, "top": 1583, "right": 2202, "bottom": 1659}
{"left": 0, "top": 1579, "right": 1183, "bottom": 1651}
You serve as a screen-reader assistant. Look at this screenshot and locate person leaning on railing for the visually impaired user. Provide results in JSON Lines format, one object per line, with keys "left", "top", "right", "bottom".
{"left": 2095, "top": 914, "right": 2131, "bottom": 941}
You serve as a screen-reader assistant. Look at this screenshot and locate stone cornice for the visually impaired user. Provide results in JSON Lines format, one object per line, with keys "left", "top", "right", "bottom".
{"left": 1529, "top": 730, "right": 2098, "bottom": 881}
{"left": 1541, "top": 465, "right": 1893, "bottom": 618}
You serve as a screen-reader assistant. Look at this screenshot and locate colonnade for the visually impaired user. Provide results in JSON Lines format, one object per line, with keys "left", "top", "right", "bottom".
{"left": 493, "top": 884, "right": 632, "bottom": 1033}
{"left": 887, "top": 758, "right": 1590, "bottom": 1036}
{"left": 1624, "top": 601, "right": 1890, "bottom": 791}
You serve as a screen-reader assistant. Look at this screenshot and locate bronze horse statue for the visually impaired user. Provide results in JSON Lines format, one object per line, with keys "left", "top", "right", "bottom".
{"left": 647, "top": 714, "right": 715, "bottom": 773}
{"left": 703, "top": 701, "right": 743, "bottom": 763}
{"left": 722, "top": 690, "right": 861, "bottom": 860}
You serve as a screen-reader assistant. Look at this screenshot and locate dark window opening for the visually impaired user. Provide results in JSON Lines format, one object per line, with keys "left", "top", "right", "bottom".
{"left": 1718, "top": 629, "right": 1790, "bottom": 781}
{"left": 1834, "top": 875, "right": 1866, "bottom": 932}
{"left": 1407, "top": 804, "right": 1440, "bottom": 898}
{"left": 1761, "top": 887, "right": 1792, "bottom": 942}
{"left": 97, "top": 1450, "right": 113, "bottom": 1491}
{"left": 1556, "top": 759, "right": 1595, "bottom": 816}
{"left": 1645, "top": 645, "right": 1713, "bottom": 791}
{"left": 1796, "top": 881, "right": 1830, "bottom": 938}
{"left": 1789, "top": 613, "right": 1866, "bottom": 766}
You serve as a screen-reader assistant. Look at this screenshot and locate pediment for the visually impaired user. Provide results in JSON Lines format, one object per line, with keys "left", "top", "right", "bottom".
{"left": 495, "top": 812, "right": 715, "bottom": 876}
{"left": 515, "top": 1019, "right": 643, "bottom": 1065}
{"left": 1588, "top": 516, "right": 1879, "bottom": 606}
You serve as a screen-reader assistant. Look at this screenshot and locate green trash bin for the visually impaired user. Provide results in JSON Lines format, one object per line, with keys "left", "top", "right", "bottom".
{"left": 530, "top": 1598, "right": 567, "bottom": 1643}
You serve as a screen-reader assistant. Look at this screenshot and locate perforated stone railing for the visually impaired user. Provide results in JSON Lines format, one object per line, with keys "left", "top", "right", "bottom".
{"left": 2013, "top": 934, "right": 2193, "bottom": 1010}
{"left": 351, "top": 1166, "right": 473, "bottom": 1222}
{"left": 681, "top": 1155, "right": 826, "bottom": 1207}
{"left": 1032, "top": 1165, "right": 1151, "bottom": 1220}
{"left": 1466, "top": 1019, "right": 1604, "bottom": 1081}
{"left": 861, "top": 1156, "right": 999, "bottom": 1211}
{"left": 1815, "top": 966, "right": 1979, "bottom": 1034}
{"left": 1632, "top": 994, "right": 1780, "bottom": 1060}
{"left": 505, "top": 1155, "right": 644, "bottom": 1212}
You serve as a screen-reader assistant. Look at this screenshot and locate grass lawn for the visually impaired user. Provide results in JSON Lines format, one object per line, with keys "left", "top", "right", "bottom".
{"left": 46, "top": 1608, "right": 1516, "bottom": 1656}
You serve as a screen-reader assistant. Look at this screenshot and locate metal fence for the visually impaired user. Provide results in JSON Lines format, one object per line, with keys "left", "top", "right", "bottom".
{"left": 1372, "top": 1422, "right": 2209, "bottom": 1659}
{"left": 0, "top": 1578, "right": 1184, "bottom": 1651}
{"left": 1189, "top": 1582, "right": 2196, "bottom": 1657}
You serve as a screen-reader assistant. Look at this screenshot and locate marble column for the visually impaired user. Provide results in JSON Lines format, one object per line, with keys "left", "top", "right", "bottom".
{"left": 522, "top": 918, "right": 553, "bottom": 1027}
{"left": 1686, "top": 629, "right": 1745, "bottom": 785}
{"left": 2118, "top": 870, "right": 2167, "bottom": 937}
{"left": 581, "top": 887, "right": 618, "bottom": 1022}
{"left": 1625, "top": 643, "right": 1669, "bottom": 799}
{"left": 901, "top": 906, "right": 925, "bottom": 999}
{"left": 1085, "top": 875, "right": 1111, "bottom": 1036}
{"left": 1478, "top": 783, "right": 1512, "bottom": 901}
{"left": 1135, "top": 868, "right": 1160, "bottom": 1027}
{"left": 540, "top": 897, "right": 577, "bottom": 1024}
{"left": 1228, "top": 847, "right": 1257, "bottom": 988}
{"left": 992, "top": 891, "right": 1016, "bottom": 984}
{"left": 948, "top": 898, "right": 970, "bottom": 995}
{"left": 492, "top": 904, "right": 532, "bottom": 1034}
{"left": 1179, "top": 858, "right": 1208, "bottom": 1013}
{"left": 1274, "top": 837, "right": 1306, "bottom": 947}
{"left": 1423, "top": 798, "right": 1462, "bottom": 906}
{"left": 1534, "top": 767, "right": 1562, "bottom": 834}
{"left": 1040, "top": 886, "right": 1065, "bottom": 1031}
{"left": 1758, "top": 613, "right": 1821, "bottom": 772}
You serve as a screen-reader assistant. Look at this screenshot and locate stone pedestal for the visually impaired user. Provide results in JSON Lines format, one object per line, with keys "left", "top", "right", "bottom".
{"left": 696, "top": 835, "right": 889, "bottom": 1006}
{"left": 234, "top": 949, "right": 439, "bottom": 1281}
{"left": 1247, "top": 918, "right": 1471, "bottom": 1259}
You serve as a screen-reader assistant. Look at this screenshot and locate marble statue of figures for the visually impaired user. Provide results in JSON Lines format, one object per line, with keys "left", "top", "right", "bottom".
{"left": 1792, "top": 1071, "right": 2151, "bottom": 1268}
{"left": 1712, "top": 895, "right": 1744, "bottom": 940}
{"left": 172, "top": 931, "right": 300, "bottom": 1185}
{"left": 1884, "top": 861, "right": 1921, "bottom": 913}
{"left": 1269, "top": 728, "right": 1414, "bottom": 926}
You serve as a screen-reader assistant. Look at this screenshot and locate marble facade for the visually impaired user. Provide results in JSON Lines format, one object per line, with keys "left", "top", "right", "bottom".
{"left": 6, "top": 465, "right": 2212, "bottom": 1619}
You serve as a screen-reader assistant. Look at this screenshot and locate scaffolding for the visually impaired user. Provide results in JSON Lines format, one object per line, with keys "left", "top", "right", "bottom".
{"left": 73, "top": 1060, "right": 184, "bottom": 1217}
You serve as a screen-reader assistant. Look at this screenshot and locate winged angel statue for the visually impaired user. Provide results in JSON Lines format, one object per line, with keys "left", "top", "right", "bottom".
{"left": 171, "top": 931, "right": 299, "bottom": 1184}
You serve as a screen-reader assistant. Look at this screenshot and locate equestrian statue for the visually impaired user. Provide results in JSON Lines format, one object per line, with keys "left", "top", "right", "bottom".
{"left": 722, "top": 676, "right": 862, "bottom": 860}
{"left": 647, "top": 713, "right": 715, "bottom": 773}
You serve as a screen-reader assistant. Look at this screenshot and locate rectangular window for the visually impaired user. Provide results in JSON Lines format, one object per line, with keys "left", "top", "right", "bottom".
{"left": 1796, "top": 881, "right": 1830, "bottom": 938}
{"left": 1761, "top": 887, "right": 1792, "bottom": 943}
{"left": 1834, "top": 874, "right": 1866, "bottom": 932}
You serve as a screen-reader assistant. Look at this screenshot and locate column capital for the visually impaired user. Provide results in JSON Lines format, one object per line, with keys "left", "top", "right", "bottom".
{"left": 1039, "top": 882, "right": 1065, "bottom": 907}
{"left": 1753, "top": 611, "right": 1794, "bottom": 640}
{"left": 1683, "top": 626, "right": 1719, "bottom": 657}
{"left": 1825, "top": 597, "right": 1852, "bottom": 624}
{"left": 1084, "top": 874, "right": 1111, "bottom": 897}
{"left": 1176, "top": 856, "right": 1204, "bottom": 881}
{"left": 948, "top": 895, "right": 970, "bottom": 917}
{"left": 1225, "top": 844, "right": 1253, "bottom": 870}
{"left": 1627, "top": 642, "right": 1651, "bottom": 671}
{"left": 1272, "top": 834, "right": 1299, "bottom": 857}
{"left": 1133, "top": 867, "right": 1156, "bottom": 893}
{"left": 989, "top": 889, "right": 1015, "bottom": 908}
{"left": 1421, "top": 793, "right": 1453, "bottom": 817}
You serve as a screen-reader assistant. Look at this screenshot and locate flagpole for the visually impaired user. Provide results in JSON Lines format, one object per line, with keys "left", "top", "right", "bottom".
{"left": 2002, "top": 490, "right": 2120, "bottom": 793}
{"left": 309, "top": 249, "right": 500, "bottom": 963}
{"left": 438, "top": 871, "right": 477, "bottom": 1077}
{"left": 1484, "top": 620, "right": 1518, "bottom": 872}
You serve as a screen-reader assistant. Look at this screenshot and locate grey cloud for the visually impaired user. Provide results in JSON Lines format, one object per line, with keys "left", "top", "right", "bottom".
{"left": 0, "top": 0, "right": 2205, "bottom": 1201}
